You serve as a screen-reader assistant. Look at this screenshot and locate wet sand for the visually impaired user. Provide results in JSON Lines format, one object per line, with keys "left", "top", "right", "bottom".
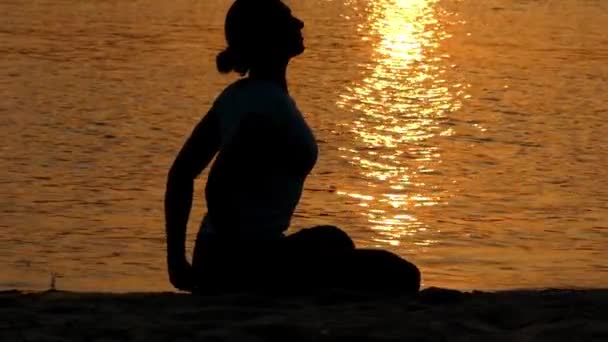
{"left": 1, "top": 288, "right": 607, "bottom": 341}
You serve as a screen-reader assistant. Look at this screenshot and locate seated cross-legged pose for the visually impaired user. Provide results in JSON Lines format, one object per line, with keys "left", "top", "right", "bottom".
{"left": 164, "top": 0, "right": 420, "bottom": 295}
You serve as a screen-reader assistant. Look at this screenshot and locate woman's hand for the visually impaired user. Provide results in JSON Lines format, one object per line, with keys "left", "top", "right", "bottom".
{"left": 167, "top": 255, "right": 194, "bottom": 292}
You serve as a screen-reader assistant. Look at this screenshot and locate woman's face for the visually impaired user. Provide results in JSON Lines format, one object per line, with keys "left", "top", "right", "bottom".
{"left": 260, "top": 1, "right": 305, "bottom": 59}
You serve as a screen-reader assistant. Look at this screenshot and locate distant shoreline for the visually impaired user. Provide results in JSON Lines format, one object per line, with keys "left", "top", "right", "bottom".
{"left": 2, "top": 288, "right": 607, "bottom": 341}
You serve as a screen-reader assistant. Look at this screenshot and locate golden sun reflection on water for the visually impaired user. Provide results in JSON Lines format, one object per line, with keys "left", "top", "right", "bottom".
{"left": 336, "top": 0, "right": 462, "bottom": 248}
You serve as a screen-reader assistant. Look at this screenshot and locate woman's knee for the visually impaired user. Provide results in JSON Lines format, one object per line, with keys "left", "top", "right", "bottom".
{"left": 303, "top": 225, "right": 355, "bottom": 250}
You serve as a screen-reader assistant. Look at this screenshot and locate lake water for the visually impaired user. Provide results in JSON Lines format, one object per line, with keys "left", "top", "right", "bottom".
{"left": 1, "top": 0, "right": 607, "bottom": 292}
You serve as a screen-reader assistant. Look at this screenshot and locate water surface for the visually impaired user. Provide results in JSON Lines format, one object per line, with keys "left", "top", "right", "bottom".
{"left": 1, "top": 0, "right": 607, "bottom": 291}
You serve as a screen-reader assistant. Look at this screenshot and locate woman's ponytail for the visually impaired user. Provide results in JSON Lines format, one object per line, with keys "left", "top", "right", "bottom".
{"left": 216, "top": 46, "right": 250, "bottom": 76}
{"left": 216, "top": 48, "right": 235, "bottom": 74}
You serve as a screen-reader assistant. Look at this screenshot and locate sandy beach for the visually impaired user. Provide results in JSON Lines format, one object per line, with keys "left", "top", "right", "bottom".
{"left": 1, "top": 287, "right": 607, "bottom": 341}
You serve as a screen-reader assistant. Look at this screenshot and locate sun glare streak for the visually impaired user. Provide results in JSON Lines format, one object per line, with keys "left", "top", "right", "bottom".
{"left": 336, "top": 0, "right": 461, "bottom": 247}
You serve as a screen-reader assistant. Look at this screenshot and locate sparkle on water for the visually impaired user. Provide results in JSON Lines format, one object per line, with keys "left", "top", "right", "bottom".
{"left": 337, "top": 0, "right": 467, "bottom": 248}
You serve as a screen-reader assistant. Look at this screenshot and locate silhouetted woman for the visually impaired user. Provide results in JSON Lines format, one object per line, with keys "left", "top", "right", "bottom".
{"left": 164, "top": 0, "right": 420, "bottom": 295}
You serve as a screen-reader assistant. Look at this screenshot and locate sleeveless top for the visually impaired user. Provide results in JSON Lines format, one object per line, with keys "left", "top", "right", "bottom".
{"left": 199, "top": 78, "right": 318, "bottom": 241}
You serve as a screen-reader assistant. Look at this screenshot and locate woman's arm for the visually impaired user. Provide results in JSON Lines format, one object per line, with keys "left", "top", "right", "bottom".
{"left": 164, "top": 107, "right": 220, "bottom": 290}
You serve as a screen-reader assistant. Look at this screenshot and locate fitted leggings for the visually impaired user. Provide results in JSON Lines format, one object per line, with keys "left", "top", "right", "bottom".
{"left": 191, "top": 225, "right": 420, "bottom": 295}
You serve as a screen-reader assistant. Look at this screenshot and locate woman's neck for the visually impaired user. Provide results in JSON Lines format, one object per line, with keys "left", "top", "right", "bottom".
{"left": 248, "top": 60, "right": 289, "bottom": 92}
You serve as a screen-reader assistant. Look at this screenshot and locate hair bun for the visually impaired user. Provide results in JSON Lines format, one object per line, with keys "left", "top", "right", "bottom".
{"left": 216, "top": 48, "right": 236, "bottom": 74}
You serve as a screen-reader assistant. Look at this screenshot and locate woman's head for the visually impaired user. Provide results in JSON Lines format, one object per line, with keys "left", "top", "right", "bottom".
{"left": 216, "top": 0, "right": 305, "bottom": 75}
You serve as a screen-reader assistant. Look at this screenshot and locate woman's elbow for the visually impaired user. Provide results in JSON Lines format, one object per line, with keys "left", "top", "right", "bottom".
{"left": 166, "top": 164, "right": 194, "bottom": 187}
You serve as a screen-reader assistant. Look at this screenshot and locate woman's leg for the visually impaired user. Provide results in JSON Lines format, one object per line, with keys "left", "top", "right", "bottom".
{"left": 338, "top": 249, "right": 421, "bottom": 295}
{"left": 191, "top": 226, "right": 420, "bottom": 296}
{"left": 283, "top": 225, "right": 355, "bottom": 253}
{"left": 283, "top": 226, "right": 420, "bottom": 295}
{"left": 192, "top": 234, "right": 294, "bottom": 294}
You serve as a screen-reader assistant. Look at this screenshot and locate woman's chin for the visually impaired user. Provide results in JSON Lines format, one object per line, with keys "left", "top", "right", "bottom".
{"left": 292, "top": 43, "right": 305, "bottom": 57}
